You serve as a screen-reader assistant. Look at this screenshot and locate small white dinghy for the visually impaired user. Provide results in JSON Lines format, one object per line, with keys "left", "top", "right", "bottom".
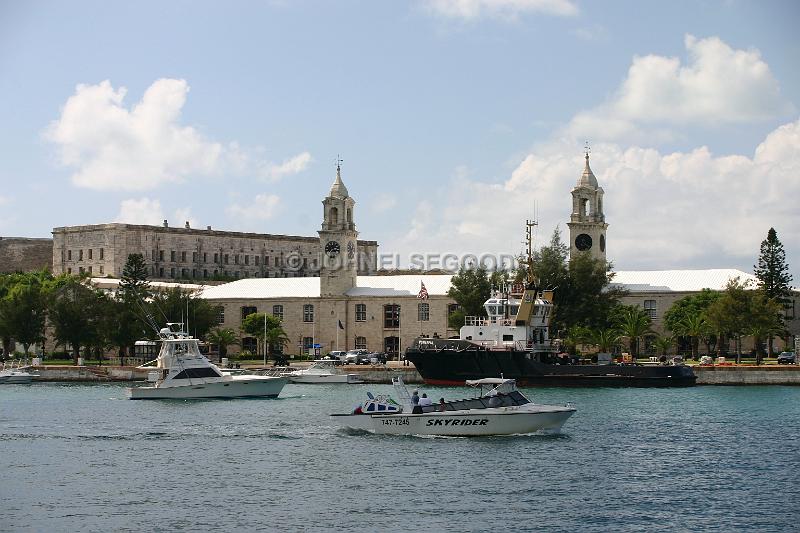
{"left": 127, "top": 324, "right": 286, "bottom": 400}
{"left": 0, "top": 360, "right": 35, "bottom": 384}
{"left": 284, "top": 360, "right": 363, "bottom": 384}
{"left": 331, "top": 377, "right": 575, "bottom": 436}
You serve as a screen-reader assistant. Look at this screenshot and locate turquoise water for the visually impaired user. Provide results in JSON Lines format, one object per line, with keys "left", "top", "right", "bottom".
{"left": 1, "top": 383, "right": 799, "bottom": 532}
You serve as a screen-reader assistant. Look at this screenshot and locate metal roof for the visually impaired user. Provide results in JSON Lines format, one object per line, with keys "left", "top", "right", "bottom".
{"left": 610, "top": 269, "right": 758, "bottom": 293}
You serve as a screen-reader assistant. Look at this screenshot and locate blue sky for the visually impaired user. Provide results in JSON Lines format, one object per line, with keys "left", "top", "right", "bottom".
{"left": 1, "top": 0, "right": 798, "bottom": 282}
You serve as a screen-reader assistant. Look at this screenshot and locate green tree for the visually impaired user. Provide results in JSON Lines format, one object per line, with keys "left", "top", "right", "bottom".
{"left": 614, "top": 305, "right": 654, "bottom": 359}
{"left": 677, "top": 314, "right": 707, "bottom": 360}
{"left": 652, "top": 335, "right": 674, "bottom": 357}
{"left": 48, "top": 275, "right": 107, "bottom": 364}
{"left": 562, "top": 325, "right": 590, "bottom": 355}
{"left": 753, "top": 228, "right": 793, "bottom": 356}
{"left": 588, "top": 327, "right": 620, "bottom": 353}
{"left": 241, "top": 312, "right": 289, "bottom": 362}
{"left": 206, "top": 327, "right": 239, "bottom": 359}
{"left": 112, "top": 253, "right": 154, "bottom": 363}
{"left": 705, "top": 278, "right": 753, "bottom": 364}
{"left": 745, "top": 290, "right": 785, "bottom": 364}
{"left": 447, "top": 267, "right": 492, "bottom": 318}
{"left": 0, "top": 271, "right": 52, "bottom": 356}
{"left": 149, "top": 287, "right": 221, "bottom": 340}
{"left": 554, "top": 253, "right": 624, "bottom": 334}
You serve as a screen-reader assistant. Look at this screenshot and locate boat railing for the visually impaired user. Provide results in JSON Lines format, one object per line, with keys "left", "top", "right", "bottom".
{"left": 464, "top": 316, "right": 515, "bottom": 327}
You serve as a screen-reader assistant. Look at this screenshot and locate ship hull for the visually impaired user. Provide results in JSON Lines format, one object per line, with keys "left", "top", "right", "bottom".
{"left": 405, "top": 341, "right": 696, "bottom": 388}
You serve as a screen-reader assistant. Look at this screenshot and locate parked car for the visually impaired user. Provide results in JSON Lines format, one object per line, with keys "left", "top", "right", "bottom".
{"left": 777, "top": 352, "right": 796, "bottom": 364}
{"left": 344, "top": 349, "right": 370, "bottom": 365}
{"left": 326, "top": 350, "right": 347, "bottom": 362}
{"left": 368, "top": 352, "right": 388, "bottom": 364}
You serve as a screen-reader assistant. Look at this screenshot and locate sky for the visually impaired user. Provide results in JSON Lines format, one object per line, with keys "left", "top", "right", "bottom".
{"left": 1, "top": 0, "right": 798, "bottom": 282}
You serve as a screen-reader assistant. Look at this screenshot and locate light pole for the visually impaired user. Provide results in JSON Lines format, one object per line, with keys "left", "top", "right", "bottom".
{"left": 263, "top": 312, "right": 267, "bottom": 367}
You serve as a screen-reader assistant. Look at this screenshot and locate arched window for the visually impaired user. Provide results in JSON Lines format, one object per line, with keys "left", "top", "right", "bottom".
{"left": 330, "top": 207, "right": 339, "bottom": 225}
{"left": 347, "top": 208, "right": 352, "bottom": 223}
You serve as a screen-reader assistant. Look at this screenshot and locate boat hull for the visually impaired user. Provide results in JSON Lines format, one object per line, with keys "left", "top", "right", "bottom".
{"left": 332, "top": 407, "right": 576, "bottom": 436}
{"left": 0, "top": 373, "right": 34, "bottom": 384}
{"left": 287, "top": 373, "right": 363, "bottom": 384}
{"left": 406, "top": 343, "right": 696, "bottom": 387}
{"left": 127, "top": 376, "right": 287, "bottom": 399}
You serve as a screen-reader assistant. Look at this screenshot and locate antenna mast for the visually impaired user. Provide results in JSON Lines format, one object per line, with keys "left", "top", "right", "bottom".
{"left": 525, "top": 219, "right": 538, "bottom": 286}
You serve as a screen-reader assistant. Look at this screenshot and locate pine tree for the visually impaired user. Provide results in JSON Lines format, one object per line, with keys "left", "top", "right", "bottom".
{"left": 754, "top": 228, "right": 793, "bottom": 302}
{"left": 753, "top": 228, "right": 793, "bottom": 358}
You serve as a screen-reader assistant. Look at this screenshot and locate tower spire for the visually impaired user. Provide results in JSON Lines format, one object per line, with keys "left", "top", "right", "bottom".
{"left": 330, "top": 154, "right": 349, "bottom": 198}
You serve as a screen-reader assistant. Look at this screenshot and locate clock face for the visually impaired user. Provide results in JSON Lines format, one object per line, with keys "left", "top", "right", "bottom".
{"left": 325, "top": 240, "right": 340, "bottom": 257}
{"left": 575, "top": 233, "right": 592, "bottom": 251}
{"left": 600, "top": 234, "right": 606, "bottom": 252}
{"left": 347, "top": 241, "right": 355, "bottom": 258}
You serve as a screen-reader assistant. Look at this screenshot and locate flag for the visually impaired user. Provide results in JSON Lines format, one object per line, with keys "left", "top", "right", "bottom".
{"left": 338, "top": 320, "right": 345, "bottom": 330}
{"left": 417, "top": 281, "right": 428, "bottom": 300}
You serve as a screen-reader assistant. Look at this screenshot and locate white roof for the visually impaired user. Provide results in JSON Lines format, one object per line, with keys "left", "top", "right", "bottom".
{"left": 611, "top": 269, "right": 758, "bottom": 293}
{"left": 90, "top": 277, "right": 206, "bottom": 292}
{"left": 200, "top": 274, "right": 453, "bottom": 300}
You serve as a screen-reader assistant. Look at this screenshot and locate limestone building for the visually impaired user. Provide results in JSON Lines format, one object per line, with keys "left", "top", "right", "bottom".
{"left": 0, "top": 237, "right": 53, "bottom": 273}
{"left": 52, "top": 218, "right": 378, "bottom": 281}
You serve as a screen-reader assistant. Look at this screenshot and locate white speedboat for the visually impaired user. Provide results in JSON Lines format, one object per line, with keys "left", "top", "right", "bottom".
{"left": 284, "top": 360, "right": 363, "bottom": 384}
{"left": 331, "top": 377, "right": 576, "bottom": 436}
{"left": 0, "top": 360, "right": 35, "bottom": 384}
{"left": 127, "top": 325, "right": 287, "bottom": 400}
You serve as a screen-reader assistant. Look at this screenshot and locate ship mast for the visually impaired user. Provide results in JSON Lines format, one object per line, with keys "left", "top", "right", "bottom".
{"left": 525, "top": 219, "right": 538, "bottom": 289}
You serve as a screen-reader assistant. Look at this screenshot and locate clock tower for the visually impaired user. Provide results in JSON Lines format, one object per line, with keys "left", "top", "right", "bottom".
{"left": 567, "top": 149, "right": 608, "bottom": 263}
{"left": 319, "top": 161, "right": 358, "bottom": 296}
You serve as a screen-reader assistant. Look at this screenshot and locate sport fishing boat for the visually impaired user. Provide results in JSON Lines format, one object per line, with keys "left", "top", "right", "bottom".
{"left": 127, "top": 324, "right": 287, "bottom": 400}
{"left": 283, "top": 360, "right": 364, "bottom": 384}
{"left": 404, "top": 225, "right": 697, "bottom": 388}
{"left": 0, "top": 360, "right": 35, "bottom": 384}
{"left": 330, "top": 377, "right": 576, "bottom": 436}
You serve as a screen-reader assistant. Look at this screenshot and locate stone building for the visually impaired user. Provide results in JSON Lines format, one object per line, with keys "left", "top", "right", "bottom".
{"left": 567, "top": 151, "right": 608, "bottom": 263}
{"left": 52, "top": 218, "right": 378, "bottom": 281}
{"left": 0, "top": 237, "right": 53, "bottom": 273}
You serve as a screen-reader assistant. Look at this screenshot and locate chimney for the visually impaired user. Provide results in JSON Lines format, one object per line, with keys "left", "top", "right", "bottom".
{"left": 185, "top": 221, "right": 190, "bottom": 229}
{"left": 163, "top": 219, "right": 168, "bottom": 227}
{"left": 207, "top": 226, "right": 212, "bottom": 231}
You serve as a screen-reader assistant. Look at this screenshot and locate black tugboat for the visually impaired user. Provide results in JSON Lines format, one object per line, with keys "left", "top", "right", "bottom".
{"left": 405, "top": 225, "right": 697, "bottom": 388}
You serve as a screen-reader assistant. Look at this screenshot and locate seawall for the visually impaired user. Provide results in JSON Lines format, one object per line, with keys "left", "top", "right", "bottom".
{"left": 32, "top": 365, "right": 150, "bottom": 382}
{"left": 694, "top": 365, "right": 800, "bottom": 385}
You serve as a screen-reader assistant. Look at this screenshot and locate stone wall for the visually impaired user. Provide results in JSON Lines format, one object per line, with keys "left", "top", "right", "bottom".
{"left": 0, "top": 237, "right": 53, "bottom": 273}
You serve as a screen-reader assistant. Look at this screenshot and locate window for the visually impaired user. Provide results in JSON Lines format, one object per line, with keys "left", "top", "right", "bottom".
{"left": 159, "top": 268, "right": 164, "bottom": 277}
{"left": 265, "top": 256, "right": 270, "bottom": 266}
{"left": 203, "top": 269, "right": 208, "bottom": 278}
{"left": 303, "top": 304, "right": 314, "bottom": 323}
{"left": 67, "top": 268, "right": 72, "bottom": 274}
{"left": 192, "top": 252, "right": 197, "bottom": 262}
{"left": 170, "top": 267, "right": 175, "bottom": 278}
{"left": 241, "top": 306, "right": 257, "bottom": 320}
{"left": 785, "top": 299, "right": 796, "bottom": 320}
{"left": 644, "top": 300, "right": 657, "bottom": 320}
{"left": 245, "top": 255, "right": 249, "bottom": 265}
{"left": 171, "top": 251, "right": 176, "bottom": 262}
{"left": 181, "top": 251, "right": 187, "bottom": 262}
{"left": 78, "top": 249, "right": 83, "bottom": 261}
{"left": 255, "top": 256, "right": 259, "bottom": 266}
{"left": 355, "top": 304, "right": 367, "bottom": 322}
{"left": 67, "top": 250, "right": 72, "bottom": 260}
{"left": 151, "top": 250, "right": 156, "bottom": 261}
{"left": 355, "top": 336, "right": 367, "bottom": 350}
{"left": 241, "top": 337, "right": 257, "bottom": 353}
{"left": 273, "top": 305, "right": 284, "bottom": 320}
{"left": 302, "top": 337, "right": 314, "bottom": 352}
{"left": 159, "top": 250, "right": 164, "bottom": 261}
{"left": 234, "top": 255, "right": 239, "bottom": 265}
{"left": 216, "top": 308, "right": 225, "bottom": 324}
{"left": 99, "top": 248, "right": 104, "bottom": 259}
{"left": 88, "top": 249, "right": 93, "bottom": 260}
{"left": 203, "top": 252, "right": 207, "bottom": 262}
{"left": 79, "top": 266, "right": 85, "bottom": 274}
{"left": 88, "top": 266, "right": 92, "bottom": 274}
{"left": 214, "top": 253, "right": 218, "bottom": 263}
{"left": 418, "top": 303, "right": 430, "bottom": 322}
{"left": 99, "top": 266, "right": 104, "bottom": 275}
{"left": 384, "top": 304, "right": 400, "bottom": 328}
{"left": 224, "top": 254, "right": 229, "bottom": 264}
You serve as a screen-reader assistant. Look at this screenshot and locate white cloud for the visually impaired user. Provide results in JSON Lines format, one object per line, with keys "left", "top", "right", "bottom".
{"left": 424, "top": 0, "right": 578, "bottom": 20}
{"left": 45, "top": 79, "right": 311, "bottom": 191}
{"left": 0, "top": 195, "right": 8, "bottom": 206}
{"left": 259, "top": 151, "right": 312, "bottom": 181}
{"left": 226, "top": 194, "right": 281, "bottom": 222}
{"left": 370, "top": 193, "right": 397, "bottom": 214}
{"left": 566, "top": 35, "right": 794, "bottom": 142}
{"left": 115, "top": 198, "right": 165, "bottom": 225}
{"left": 173, "top": 207, "right": 197, "bottom": 229}
{"left": 387, "top": 119, "right": 800, "bottom": 275}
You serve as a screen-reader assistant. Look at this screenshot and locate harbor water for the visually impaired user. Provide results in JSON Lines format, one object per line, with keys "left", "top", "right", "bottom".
{"left": 2, "top": 383, "right": 799, "bottom": 532}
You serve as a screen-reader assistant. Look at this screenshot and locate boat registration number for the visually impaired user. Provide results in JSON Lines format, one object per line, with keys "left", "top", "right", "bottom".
{"left": 381, "top": 417, "right": 410, "bottom": 426}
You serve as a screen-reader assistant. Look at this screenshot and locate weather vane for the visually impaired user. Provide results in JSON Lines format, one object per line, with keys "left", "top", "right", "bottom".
{"left": 336, "top": 154, "right": 343, "bottom": 171}
{"left": 584, "top": 140, "right": 591, "bottom": 158}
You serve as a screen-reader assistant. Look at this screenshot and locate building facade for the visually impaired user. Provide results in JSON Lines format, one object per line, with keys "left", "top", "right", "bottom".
{"left": 52, "top": 222, "right": 378, "bottom": 281}
{"left": 0, "top": 237, "right": 53, "bottom": 273}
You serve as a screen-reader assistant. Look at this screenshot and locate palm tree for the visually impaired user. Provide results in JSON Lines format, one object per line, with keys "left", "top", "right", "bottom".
{"left": 589, "top": 327, "right": 620, "bottom": 354}
{"left": 206, "top": 327, "right": 239, "bottom": 361}
{"left": 652, "top": 335, "right": 673, "bottom": 358}
{"left": 678, "top": 314, "right": 707, "bottom": 360}
{"left": 615, "top": 306, "right": 654, "bottom": 360}
{"left": 562, "top": 325, "right": 590, "bottom": 355}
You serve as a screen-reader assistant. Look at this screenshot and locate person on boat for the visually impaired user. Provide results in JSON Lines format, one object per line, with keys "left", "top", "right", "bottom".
{"left": 438, "top": 398, "right": 446, "bottom": 412}
{"left": 411, "top": 390, "right": 422, "bottom": 414}
{"left": 418, "top": 393, "right": 432, "bottom": 411}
